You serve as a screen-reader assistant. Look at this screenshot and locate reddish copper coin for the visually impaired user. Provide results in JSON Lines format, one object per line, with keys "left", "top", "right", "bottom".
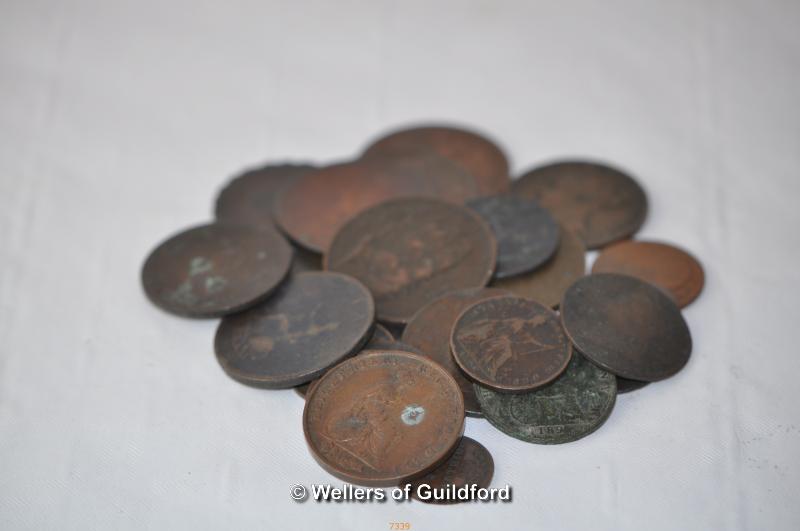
{"left": 363, "top": 125, "right": 511, "bottom": 195}
{"left": 214, "top": 272, "right": 374, "bottom": 388}
{"left": 214, "top": 163, "right": 315, "bottom": 227}
{"left": 325, "top": 198, "right": 497, "bottom": 325}
{"left": 450, "top": 295, "right": 572, "bottom": 393}
{"left": 591, "top": 240, "right": 704, "bottom": 308}
{"left": 512, "top": 161, "right": 647, "bottom": 249}
{"left": 561, "top": 273, "right": 692, "bottom": 382}
{"left": 274, "top": 156, "right": 479, "bottom": 253}
{"left": 402, "top": 288, "right": 510, "bottom": 417}
{"left": 141, "top": 222, "right": 292, "bottom": 318}
{"left": 406, "top": 436, "right": 494, "bottom": 504}
{"left": 492, "top": 227, "right": 585, "bottom": 308}
{"left": 303, "top": 350, "right": 465, "bottom": 487}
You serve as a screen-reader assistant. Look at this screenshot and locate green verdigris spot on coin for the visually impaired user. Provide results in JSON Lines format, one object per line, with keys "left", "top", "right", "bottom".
{"left": 474, "top": 351, "right": 617, "bottom": 444}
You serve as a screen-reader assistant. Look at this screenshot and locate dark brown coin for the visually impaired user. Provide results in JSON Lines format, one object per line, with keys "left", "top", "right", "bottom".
{"left": 214, "top": 163, "right": 315, "bottom": 227}
{"left": 303, "top": 350, "right": 465, "bottom": 486}
{"left": 492, "top": 226, "right": 585, "bottom": 308}
{"left": 591, "top": 240, "right": 704, "bottom": 308}
{"left": 467, "top": 195, "right": 560, "bottom": 278}
{"left": 214, "top": 272, "right": 374, "bottom": 388}
{"left": 512, "top": 161, "right": 647, "bottom": 249}
{"left": 325, "top": 198, "right": 497, "bottom": 325}
{"left": 616, "top": 376, "right": 649, "bottom": 394}
{"left": 451, "top": 295, "right": 572, "bottom": 392}
{"left": 402, "top": 288, "right": 510, "bottom": 417}
{"left": 406, "top": 436, "right": 494, "bottom": 504}
{"left": 294, "top": 323, "right": 395, "bottom": 398}
{"left": 362, "top": 125, "right": 511, "bottom": 195}
{"left": 141, "top": 223, "right": 292, "bottom": 318}
{"left": 561, "top": 273, "right": 692, "bottom": 381}
{"left": 274, "top": 156, "right": 479, "bottom": 253}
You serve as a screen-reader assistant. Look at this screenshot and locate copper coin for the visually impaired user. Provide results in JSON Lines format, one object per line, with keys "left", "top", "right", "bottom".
{"left": 402, "top": 288, "right": 510, "bottom": 417}
{"left": 303, "top": 350, "right": 465, "bottom": 486}
{"left": 561, "top": 273, "right": 692, "bottom": 381}
{"left": 214, "top": 163, "right": 315, "bottom": 227}
{"left": 616, "top": 376, "right": 649, "bottom": 394}
{"left": 141, "top": 223, "right": 292, "bottom": 318}
{"left": 406, "top": 436, "right": 494, "bottom": 504}
{"left": 274, "top": 156, "right": 479, "bottom": 253}
{"left": 591, "top": 240, "right": 704, "bottom": 308}
{"left": 512, "top": 161, "right": 647, "bottom": 249}
{"left": 325, "top": 198, "right": 497, "bottom": 325}
{"left": 492, "top": 226, "right": 585, "bottom": 308}
{"left": 294, "top": 323, "right": 395, "bottom": 398}
{"left": 214, "top": 272, "right": 374, "bottom": 388}
{"left": 451, "top": 295, "right": 572, "bottom": 392}
{"left": 363, "top": 125, "right": 511, "bottom": 195}
{"left": 467, "top": 195, "right": 560, "bottom": 278}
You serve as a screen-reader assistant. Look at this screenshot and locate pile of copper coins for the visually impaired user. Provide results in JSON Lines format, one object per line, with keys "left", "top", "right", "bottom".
{"left": 142, "top": 125, "right": 704, "bottom": 499}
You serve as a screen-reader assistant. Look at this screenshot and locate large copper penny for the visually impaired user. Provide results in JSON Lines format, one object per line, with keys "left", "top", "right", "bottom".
{"left": 402, "top": 288, "right": 510, "bottom": 417}
{"left": 561, "top": 273, "right": 692, "bottom": 381}
{"left": 214, "top": 163, "right": 315, "bottom": 227}
{"left": 451, "top": 296, "right": 572, "bottom": 392}
{"left": 591, "top": 240, "right": 704, "bottom": 308}
{"left": 274, "top": 156, "right": 479, "bottom": 253}
{"left": 362, "top": 125, "right": 511, "bottom": 195}
{"left": 214, "top": 272, "right": 374, "bottom": 388}
{"left": 492, "top": 226, "right": 585, "bottom": 308}
{"left": 467, "top": 195, "right": 560, "bottom": 278}
{"left": 303, "top": 351, "right": 465, "bottom": 486}
{"left": 406, "top": 436, "right": 494, "bottom": 504}
{"left": 512, "top": 161, "right": 647, "bottom": 249}
{"left": 141, "top": 223, "right": 292, "bottom": 318}
{"left": 325, "top": 198, "right": 497, "bottom": 325}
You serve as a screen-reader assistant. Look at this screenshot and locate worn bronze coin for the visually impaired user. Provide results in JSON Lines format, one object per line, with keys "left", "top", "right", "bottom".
{"left": 474, "top": 351, "right": 617, "bottom": 444}
{"left": 492, "top": 226, "right": 585, "bottom": 308}
{"left": 214, "top": 272, "right": 374, "bottom": 388}
{"left": 402, "top": 288, "right": 510, "bottom": 417}
{"left": 141, "top": 223, "right": 292, "bottom": 318}
{"left": 467, "top": 195, "right": 560, "bottom": 278}
{"left": 274, "top": 155, "right": 479, "bottom": 253}
{"left": 451, "top": 296, "right": 572, "bottom": 392}
{"left": 561, "top": 273, "right": 692, "bottom": 381}
{"left": 325, "top": 198, "right": 497, "bottom": 325}
{"left": 303, "top": 350, "right": 465, "bottom": 486}
{"left": 512, "top": 161, "right": 647, "bottom": 249}
{"left": 406, "top": 436, "right": 494, "bottom": 504}
{"left": 214, "top": 163, "right": 315, "bottom": 227}
{"left": 362, "top": 125, "right": 510, "bottom": 195}
{"left": 294, "top": 323, "right": 395, "bottom": 398}
{"left": 616, "top": 376, "right": 649, "bottom": 394}
{"left": 591, "top": 240, "right": 704, "bottom": 308}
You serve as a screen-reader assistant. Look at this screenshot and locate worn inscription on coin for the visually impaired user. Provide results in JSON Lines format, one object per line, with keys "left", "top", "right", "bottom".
{"left": 475, "top": 351, "right": 617, "bottom": 444}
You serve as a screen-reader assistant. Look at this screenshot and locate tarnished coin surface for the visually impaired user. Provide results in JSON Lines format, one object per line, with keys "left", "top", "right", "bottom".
{"left": 214, "top": 272, "right": 374, "bottom": 388}
{"left": 512, "top": 161, "right": 647, "bottom": 249}
{"left": 214, "top": 163, "right": 315, "bottom": 227}
{"left": 492, "top": 227, "right": 585, "bottom": 308}
{"left": 325, "top": 198, "right": 497, "bottom": 325}
{"left": 402, "top": 288, "right": 510, "bottom": 417}
{"left": 616, "top": 376, "right": 649, "bottom": 394}
{"left": 591, "top": 240, "right": 704, "bottom": 308}
{"left": 451, "top": 296, "right": 572, "bottom": 392}
{"left": 467, "top": 195, "right": 560, "bottom": 279}
{"left": 141, "top": 223, "right": 292, "bottom": 318}
{"left": 274, "top": 156, "right": 479, "bottom": 253}
{"left": 406, "top": 437, "right": 494, "bottom": 504}
{"left": 363, "top": 125, "right": 510, "bottom": 195}
{"left": 303, "top": 351, "right": 465, "bottom": 486}
{"left": 561, "top": 273, "right": 692, "bottom": 381}
{"left": 474, "top": 351, "right": 617, "bottom": 444}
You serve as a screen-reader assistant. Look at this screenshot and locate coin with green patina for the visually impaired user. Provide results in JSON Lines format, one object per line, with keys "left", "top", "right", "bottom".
{"left": 474, "top": 351, "right": 617, "bottom": 444}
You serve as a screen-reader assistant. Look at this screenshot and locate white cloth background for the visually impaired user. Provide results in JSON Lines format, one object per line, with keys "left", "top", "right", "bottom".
{"left": 1, "top": 1, "right": 798, "bottom": 529}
